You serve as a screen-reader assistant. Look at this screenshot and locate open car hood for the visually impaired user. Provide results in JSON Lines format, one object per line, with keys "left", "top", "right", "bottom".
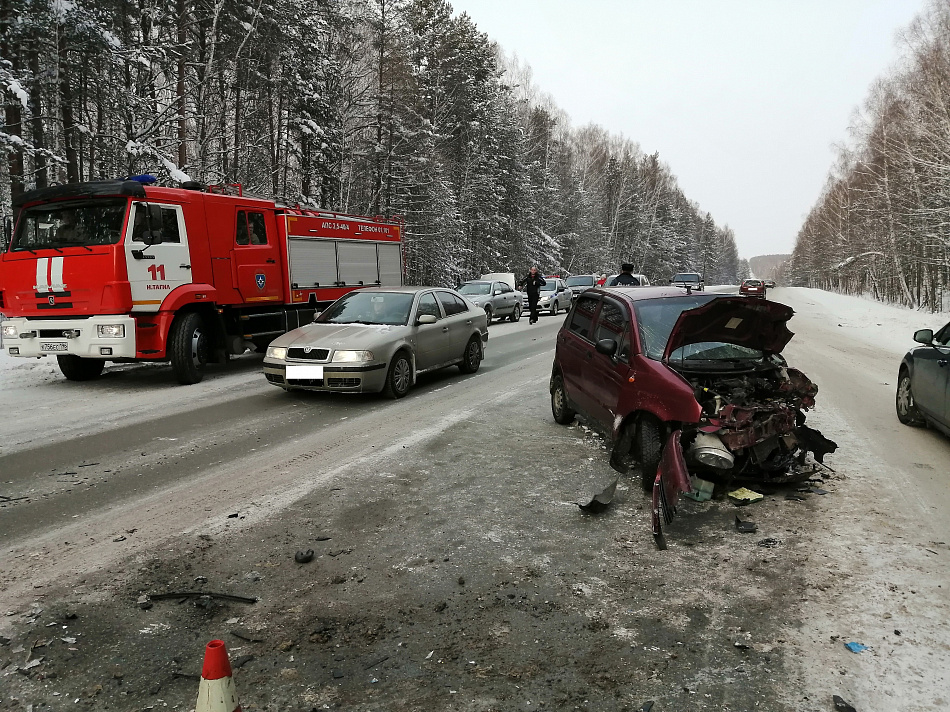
{"left": 662, "top": 296, "right": 794, "bottom": 360}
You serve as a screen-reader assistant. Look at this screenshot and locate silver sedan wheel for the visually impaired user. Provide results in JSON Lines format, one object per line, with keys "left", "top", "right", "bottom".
{"left": 383, "top": 353, "right": 412, "bottom": 399}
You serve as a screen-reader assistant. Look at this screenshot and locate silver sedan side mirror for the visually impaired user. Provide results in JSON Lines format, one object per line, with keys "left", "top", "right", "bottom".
{"left": 417, "top": 314, "right": 438, "bottom": 325}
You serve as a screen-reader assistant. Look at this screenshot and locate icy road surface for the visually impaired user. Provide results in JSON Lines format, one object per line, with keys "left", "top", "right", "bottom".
{"left": 0, "top": 288, "right": 947, "bottom": 711}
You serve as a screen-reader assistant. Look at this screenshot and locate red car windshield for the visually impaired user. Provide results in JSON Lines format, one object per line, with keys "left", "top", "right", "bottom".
{"left": 634, "top": 295, "right": 716, "bottom": 359}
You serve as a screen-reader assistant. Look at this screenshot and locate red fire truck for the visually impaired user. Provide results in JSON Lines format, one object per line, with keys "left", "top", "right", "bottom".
{"left": 0, "top": 179, "right": 404, "bottom": 384}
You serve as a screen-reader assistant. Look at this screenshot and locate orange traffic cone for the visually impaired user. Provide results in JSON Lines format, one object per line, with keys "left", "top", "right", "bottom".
{"left": 195, "top": 640, "right": 242, "bottom": 712}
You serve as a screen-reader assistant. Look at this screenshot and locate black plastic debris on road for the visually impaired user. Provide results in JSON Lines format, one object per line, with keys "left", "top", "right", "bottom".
{"left": 295, "top": 549, "right": 315, "bottom": 564}
{"left": 833, "top": 694, "right": 858, "bottom": 712}
{"left": 577, "top": 477, "right": 619, "bottom": 514}
{"left": 757, "top": 538, "right": 781, "bottom": 548}
{"left": 149, "top": 591, "right": 258, "bottom": 604}
{"left": 230, "top": 628, "right": 264, "bottom": 642}
{"left": 735, "top": 516, "right": 758, "bottom": 533}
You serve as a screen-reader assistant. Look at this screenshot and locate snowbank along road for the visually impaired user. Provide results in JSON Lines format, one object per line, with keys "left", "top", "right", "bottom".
{"left": 0, "top": 288, "right": 948, "bottom": 711}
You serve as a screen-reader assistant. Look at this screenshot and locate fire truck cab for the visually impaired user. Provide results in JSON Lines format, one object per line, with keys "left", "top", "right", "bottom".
{"left": 0, "top": 179, "right": 403, "bottom": 384}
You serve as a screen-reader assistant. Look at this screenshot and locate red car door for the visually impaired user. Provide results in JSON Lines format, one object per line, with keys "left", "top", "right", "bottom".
{"left": 557, "top": 293, "right": 602, "bottom": 415}
{"left": 584, "top": 296, "right": 636, "bottom": 430}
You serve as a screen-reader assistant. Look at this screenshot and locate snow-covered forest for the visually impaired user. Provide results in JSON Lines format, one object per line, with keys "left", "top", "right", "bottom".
{"left": 0, "top": 0, "right": 746, "bottom": 286}
{"left": 788, "top": 0, "right": 950, "bottom": 312}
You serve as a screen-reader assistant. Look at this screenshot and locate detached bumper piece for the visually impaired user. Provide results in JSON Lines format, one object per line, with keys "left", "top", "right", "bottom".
{"left": 652, "top": 430, "right": 692, "bottom": 550}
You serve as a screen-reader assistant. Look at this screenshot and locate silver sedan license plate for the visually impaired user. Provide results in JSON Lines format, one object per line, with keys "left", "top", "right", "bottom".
{"left": 40, "top": 342, "right": 68, "bottom": 352}
{"left": 287, "top": 364, "right": 324, "bottom": 379}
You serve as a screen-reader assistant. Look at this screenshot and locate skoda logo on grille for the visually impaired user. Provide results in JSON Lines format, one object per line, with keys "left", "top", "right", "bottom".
{"left": 304, "top": 347, "right": 313, "bottom": 353}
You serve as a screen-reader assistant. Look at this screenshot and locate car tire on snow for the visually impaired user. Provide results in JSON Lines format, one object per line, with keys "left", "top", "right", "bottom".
{"left": 459, "top": 336, "right": 482, "bottom": 374}
{"left": 551, "top": 373, "right": 576, "bottom": 425}
{"left": 484, "top": 306, "right": 493, "bottom": 325}
{"left": 637, "top": 415, "right": 664, "bottom": 491}
{"left": 510, "top": 304, "right": 521, "bottom": 322}
{"left": 383, "top": 350, "right": 412, "bottom": 399}
{"left": 896, "top": 369, "right": 924, "bottom": 426}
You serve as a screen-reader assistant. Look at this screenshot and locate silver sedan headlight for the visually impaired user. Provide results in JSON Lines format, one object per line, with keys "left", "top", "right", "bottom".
{"left": 331, "top": 350, "right": 374, "bottom": 363}
{"left": 266, "top": 346, "right": 288, "bottom": 360}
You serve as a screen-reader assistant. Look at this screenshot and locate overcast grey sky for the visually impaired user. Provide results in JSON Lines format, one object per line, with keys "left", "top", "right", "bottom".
{"left": 454, "top": 0, "right": 925, "bottom": 259}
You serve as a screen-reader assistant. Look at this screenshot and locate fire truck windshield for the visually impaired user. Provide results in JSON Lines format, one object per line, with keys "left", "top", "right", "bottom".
{"left": 12, "top": 199, "right": 128, "bottom": 251}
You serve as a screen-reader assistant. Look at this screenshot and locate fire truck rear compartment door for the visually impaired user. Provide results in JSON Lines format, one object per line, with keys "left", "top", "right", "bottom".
{"left": 378, "top": 243, "right": 402, "bottom": 286}
{"left": 125, "top": 203, "right": 192, "bottom": 313}
{"left": 288, "top": 238, "right": 338, "bottom": 287}
{"left": 337, "top": 241, "right": 380, "bottom": 285}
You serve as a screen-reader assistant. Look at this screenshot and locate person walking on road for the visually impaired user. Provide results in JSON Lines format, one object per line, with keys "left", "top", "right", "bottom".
{"left": 613, "top": 263, "right": 640, "bottom": 286}
{"left": 520, "top": 266, "right": 546, "bottom": 324}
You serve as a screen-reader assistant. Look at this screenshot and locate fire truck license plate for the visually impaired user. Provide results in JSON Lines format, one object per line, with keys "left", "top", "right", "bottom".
{"left": 287, "top": 364, "right": 323, "bottom": 379}
{"left": 40, "top": 342, "right": 68, "bottom": 352}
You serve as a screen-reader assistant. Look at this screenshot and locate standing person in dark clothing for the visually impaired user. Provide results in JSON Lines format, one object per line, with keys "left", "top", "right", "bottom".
{"left": 613, "top": 263, "right": 640, "bottom": 286}
{"left": 520, "top": 266, "right": 546, "bottom": 324}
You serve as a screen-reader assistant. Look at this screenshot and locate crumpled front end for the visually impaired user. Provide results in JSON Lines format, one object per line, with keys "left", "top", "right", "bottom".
{"left": 679, "top": 365, "right": 836, "bottom": 482}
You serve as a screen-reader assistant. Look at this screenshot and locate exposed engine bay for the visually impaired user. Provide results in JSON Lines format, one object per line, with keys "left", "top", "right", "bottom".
{"left": 674, "top": 360, "right": 837, "bottom": 482}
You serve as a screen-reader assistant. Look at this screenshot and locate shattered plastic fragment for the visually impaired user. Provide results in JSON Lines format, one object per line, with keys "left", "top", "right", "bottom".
{"left": 295, "top": 550, "right": 315, "bottom": 564}
{"left": 577, "top": 477, "right": 618, "bottom": 513}
{"left": 844, "top": 642, "right": 868, "bottom": 653}
{"left": 728, "top": 487, "right": 764, "bottom": 504}
{"left": 833, "top": 694, "right": 858, "bottom": 711}
{"left": 683, "top": 475, "right": 714, "bottom": 502}
{"left": 734, "top": 516, "right": 757, "bottom": 533}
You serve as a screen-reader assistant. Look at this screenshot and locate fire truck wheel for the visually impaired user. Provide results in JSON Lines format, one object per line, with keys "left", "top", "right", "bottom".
{"left": 56, "top": 355, "right": 105, "bottom": 381}
{"left": 169, "top": 311, "right": 210, "bottom": 385}
{"left": 382, "top": 350, "right": 412, "bottom": 399}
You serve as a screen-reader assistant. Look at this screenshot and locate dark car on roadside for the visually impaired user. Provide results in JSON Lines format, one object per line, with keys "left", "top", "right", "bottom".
{"left": 896, "top": 320, "right": 950, "bottom": 435}
{"left": 670, "top": 272, "right": 704, "bottom": 291}
{"left": 565, "top": 274, "right": 598, "bottom": 301}
{"left": 550, "top": 287, "right": 833, "bottom": 495}
{"left": 739, "top": 279, "right": 766, "bottom": 298}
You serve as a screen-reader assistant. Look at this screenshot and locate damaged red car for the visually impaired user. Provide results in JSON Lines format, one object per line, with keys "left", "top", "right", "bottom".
{"left": 550, "top": 288, "right": 835, "bottom": 537}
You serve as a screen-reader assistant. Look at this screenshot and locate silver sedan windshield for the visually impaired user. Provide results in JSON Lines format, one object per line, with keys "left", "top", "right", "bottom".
{"left": 459, "top": 282, "right": 491, "bottom": 296}
{"left": 318, "top": 291, "right": 415, "bottom": 326}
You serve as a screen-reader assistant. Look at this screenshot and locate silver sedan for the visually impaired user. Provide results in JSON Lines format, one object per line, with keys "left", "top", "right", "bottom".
{"left": 458, "top": 280, "right": 523, "bottom": 323}
{"left": 263, "top": 287, "right": 488, "bottom": 398}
